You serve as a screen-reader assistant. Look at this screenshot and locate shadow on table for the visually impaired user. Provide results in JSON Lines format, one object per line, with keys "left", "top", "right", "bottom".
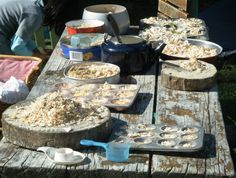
{"left": 80, "top": 156, "right": 92, "bottom": 166}
{"left": 100, "top": 154, "right": 149, "bottom": 166}
{"left": 120, "top": 68, "right": 157, "bottom": 82}
{"left": 80, "top": 148, "right": 150, "bottom": 166}
{"left": 120, "top": 75, "right": 138, "bottom": 84}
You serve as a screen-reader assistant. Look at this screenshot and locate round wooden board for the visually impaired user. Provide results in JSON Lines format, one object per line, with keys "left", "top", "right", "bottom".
{"left": 160, "top": 60, "right": 217, "bottom": 91}
{"left": 2, "top": 99, "right": 112, "bottom": 150}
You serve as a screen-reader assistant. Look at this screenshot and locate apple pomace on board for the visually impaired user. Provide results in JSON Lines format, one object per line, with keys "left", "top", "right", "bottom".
{"left": 161, "top": 58, "right": 217, "bottom": 91}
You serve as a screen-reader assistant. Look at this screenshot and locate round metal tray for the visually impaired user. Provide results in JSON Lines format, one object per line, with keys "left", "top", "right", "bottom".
{"left": 161, "top": 39, "right": 223, "bottom": 63}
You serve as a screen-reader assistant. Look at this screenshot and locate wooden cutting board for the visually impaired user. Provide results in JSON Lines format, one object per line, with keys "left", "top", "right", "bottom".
{"left": 1, "top": 99, "right": 112, "bottom": 150}
{"left": 160, "top": 60, "right": 217, "bottom": 91}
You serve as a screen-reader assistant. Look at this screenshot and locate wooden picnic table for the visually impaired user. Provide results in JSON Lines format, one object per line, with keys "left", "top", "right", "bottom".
{"left": 0, "top": 30, "right": 235, "bottom": 178}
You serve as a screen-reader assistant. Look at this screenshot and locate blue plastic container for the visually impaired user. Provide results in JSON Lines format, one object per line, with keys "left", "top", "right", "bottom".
{"left": 60, "top": 33, "right": 104, "bottom": 61}
{"left": 80, "top": 139, "right": 130, "bottom": 162}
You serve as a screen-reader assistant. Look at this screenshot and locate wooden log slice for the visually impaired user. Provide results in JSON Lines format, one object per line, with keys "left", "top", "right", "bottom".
{"left": 1, "top": 99, "right": 111, "bottom": 150}
{"left": 160, "top": 60, "right": 217, "bottom": 91}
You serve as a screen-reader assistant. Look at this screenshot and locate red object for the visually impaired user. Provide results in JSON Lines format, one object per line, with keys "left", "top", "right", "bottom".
{"left": 66, "top": 26, "right": 104, "bottom": 35}
{"left": 65, "top": 19, "right": 104, "bottom": 35}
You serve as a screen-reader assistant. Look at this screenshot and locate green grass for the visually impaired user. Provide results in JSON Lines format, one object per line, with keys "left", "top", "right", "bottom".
{"left": 218, "top": 63, "right": 236, "bottom": 83}
{"left": 218, "top": 59, "right": 236, "bottom": 124}
{"left": 219, "top": 83, "right": 236, "bottom": 127}
{"left": 218, "top": 58, "right": 236, "bottom": 166}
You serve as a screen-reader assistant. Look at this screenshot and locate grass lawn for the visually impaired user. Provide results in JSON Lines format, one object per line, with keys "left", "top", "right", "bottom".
{"left": 218, "top": 57, "right": 236, "bottom": 167}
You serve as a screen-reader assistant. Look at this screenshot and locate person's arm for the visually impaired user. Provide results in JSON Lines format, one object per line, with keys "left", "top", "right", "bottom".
{"left": 27, "top": 39, "right": 38, "bottom": 51}
{"left": 11, "top": 35, "right": 33, "bottom": 56}
{"left": 11, "top": 35, "right": 49, "bottom": 60}
{"left": 12, "top": 5, "right": 46, "bottom": 55}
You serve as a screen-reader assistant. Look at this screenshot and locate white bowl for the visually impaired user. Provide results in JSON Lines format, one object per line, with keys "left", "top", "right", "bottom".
{"left": 54, "top": 148, "right": 74, "bottom": 162}
{"left": 63, "top": 62, "right": 120, "bottom": 84}
{"left": 82, "top": 4, "right": 130, "bottom": 35}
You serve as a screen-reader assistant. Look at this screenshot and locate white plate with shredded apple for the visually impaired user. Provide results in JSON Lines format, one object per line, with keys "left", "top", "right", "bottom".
{"left": 64, "top": 62, "right": 120, "bottom": 84}
{"left": 161, "top": 39, "right": 222, "bottom": 63}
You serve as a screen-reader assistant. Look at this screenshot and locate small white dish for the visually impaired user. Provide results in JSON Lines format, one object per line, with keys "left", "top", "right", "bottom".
{"left": 37, "top": 147, "right": 85, "bottom": 165}
{"left": 54, "top": 148, "right": 74, "bottom": 162}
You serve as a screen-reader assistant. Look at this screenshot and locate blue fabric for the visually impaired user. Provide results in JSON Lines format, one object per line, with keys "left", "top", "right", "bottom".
{"left": 27, "top": 39, "right": 37, "bottom": 51}
{"left": 11, "top": 35, "right": 33, "bottom": 56}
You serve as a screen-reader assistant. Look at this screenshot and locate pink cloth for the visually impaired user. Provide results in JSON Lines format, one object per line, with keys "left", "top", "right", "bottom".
{"left": 0, "top": 58, "right": 39, "bottom": 82}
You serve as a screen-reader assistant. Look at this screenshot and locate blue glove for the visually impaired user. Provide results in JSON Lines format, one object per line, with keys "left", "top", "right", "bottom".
{"left": 11, "top": 35, "right": 37, "bottom": 56}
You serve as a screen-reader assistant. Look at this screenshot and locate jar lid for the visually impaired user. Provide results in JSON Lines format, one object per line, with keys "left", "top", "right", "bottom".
{"left": 110, "top": 35, "right": 145, "bottom": 45}
{"left": 61, "top": 33, "right": 105, "bottom": 48}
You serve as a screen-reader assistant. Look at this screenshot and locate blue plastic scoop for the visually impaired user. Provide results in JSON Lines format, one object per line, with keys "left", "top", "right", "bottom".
{"left": 80, "top": 139, "right": 130, "bottom": 162}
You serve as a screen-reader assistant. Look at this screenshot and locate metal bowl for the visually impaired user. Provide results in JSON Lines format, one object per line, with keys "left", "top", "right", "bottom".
{"left": 63, "top": 62, "right": 120, "bottom": 84}
{"left": 161, "top": 39, "right": 223, "bottom": 63}
{"left": 65, "top": 19, "right": 104, "bottom": 35}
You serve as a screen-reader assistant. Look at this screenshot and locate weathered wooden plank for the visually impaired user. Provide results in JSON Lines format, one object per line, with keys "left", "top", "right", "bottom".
{"left": 0, "top": 33, "right": 156, "bottom": 177}
{"left": 0, "top": 139, "right": 19, "bottom": 167}
{"left": 66, "top": 150, "right": 149, "bottom": 178}
{"left": 158, "top": 0, "right": 188, "bottom": 18}
{"left": 0, "top": 76, "right": 153, "bottom": 178}
{"left": 160, "top": 60, "right": 217, "bottom": 91}
{"left": 64, "top": 69, "right": 156, "bottom": 178}
{"left": 1, "top": 146, "right": 35, "bottom": 178}
{"left": 157, "top": 12, "right": 170, "bottom": 19}
{"left": 207, "top": 88, "right": 234, "bottom": 176}
{"left": 151, "top": 64, "right": 235, "bottom": 177}
{"left": 166, "top": 0, "right": 188, "bottom": 10}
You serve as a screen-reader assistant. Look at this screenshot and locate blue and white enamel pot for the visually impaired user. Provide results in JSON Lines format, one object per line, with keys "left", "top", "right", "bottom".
{"left": 101, "top": 35, "right": 165, "bottom": 75}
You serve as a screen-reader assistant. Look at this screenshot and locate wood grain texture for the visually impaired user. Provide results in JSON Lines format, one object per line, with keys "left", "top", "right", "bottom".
{"left": 166, "top": 0, "right": 188, "bottom": 10}
{"left": 0, "top": 36, "right": 155, "bottom": 177}
{"left": 157, "top": 12, "right": 170, "bottom": 18}
{"left": 64, "top": 70, "right": 156, "bottom": 178}
{"left": 0, "top": 28, "right": 234, "bottom": 177}
{"left": 151, "top": 63, "right": 235, "bottom": 177}
{"left": 2, "top": 114, "right": 112, "bottom": 150}
{"left": 158, "top": 0, "right": 188, "bottom": 18}
{"left": 160, "top": 61, "right": 217, "bottom": 91}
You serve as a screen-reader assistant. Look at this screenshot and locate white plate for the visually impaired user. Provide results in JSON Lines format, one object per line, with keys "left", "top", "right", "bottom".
{"left": 37, "top": 147, "right": 85, "bottom": 165}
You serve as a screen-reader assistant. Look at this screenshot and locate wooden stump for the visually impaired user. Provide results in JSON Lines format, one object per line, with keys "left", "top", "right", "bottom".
{"left": 1, "top": 100, "right": 112, "bottom": 150}
{"left": 160, "top": 60, "right": 217, "bottom": 91}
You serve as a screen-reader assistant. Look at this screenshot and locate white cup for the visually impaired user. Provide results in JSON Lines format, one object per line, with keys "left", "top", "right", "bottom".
{"left": 54, "top": 148, "right": 74, "bottom": 162}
